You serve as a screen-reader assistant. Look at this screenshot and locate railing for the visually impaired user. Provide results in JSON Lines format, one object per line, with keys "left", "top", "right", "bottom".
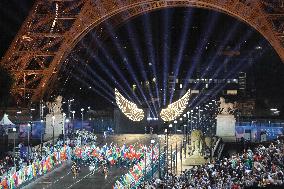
{"left": 217, "top": 143, "right": 225, "bottom": 159}
{"left": 132, "top": 154, "right": 165, "bottom": 189}
{"left": 236, "top": 121, "right": 284, "bottom": 127}
{"left": 212, "top": 137, "right": 221, "bottom": 156}
{"left": 0, "top": 145, "right": 71, "bottom": 189}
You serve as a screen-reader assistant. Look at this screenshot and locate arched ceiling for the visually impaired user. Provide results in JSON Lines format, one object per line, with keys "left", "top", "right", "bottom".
{"left": 0, "top": 0, "right": 283, "bottom": 106}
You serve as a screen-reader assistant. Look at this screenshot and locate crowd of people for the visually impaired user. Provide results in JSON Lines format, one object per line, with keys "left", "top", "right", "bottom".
{"left": 2, "top": 128, "right": 284, "bottom": 189}
{"left": 0, "top": 156, "right": 15, "bottom": 177}
{"left": 0, "top": 129, "right": 155, "bottom": 189}
{"left": 142, "top": 138, "right": 284, "bottom": 189}
{"left": 0, "top": 130, "right": 97, "bottom": 189}
{"left": 113, "top": 144, "right": 161, "bottom": 188}
{"left": 71, "top": 140, "right": 150, "bottom": 180}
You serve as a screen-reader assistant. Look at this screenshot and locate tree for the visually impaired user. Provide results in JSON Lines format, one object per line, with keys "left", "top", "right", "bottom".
{"left": 0, "top": 66, "right": 13, "bottom": 107}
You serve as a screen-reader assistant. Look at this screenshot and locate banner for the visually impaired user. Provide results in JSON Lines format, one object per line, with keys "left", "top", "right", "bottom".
{"left": 19, "top": 122, "right": 45, "bottom": 139}
{"left": 236, "top": 126, "right": 283, "bottom": 140}
{"left": 19, "top": 124, "right": 29, "bottom": 138}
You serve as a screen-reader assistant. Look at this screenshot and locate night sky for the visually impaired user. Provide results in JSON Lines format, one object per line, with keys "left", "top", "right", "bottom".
{"left": 0, "top": 1, "right": 284, "bottom": 118}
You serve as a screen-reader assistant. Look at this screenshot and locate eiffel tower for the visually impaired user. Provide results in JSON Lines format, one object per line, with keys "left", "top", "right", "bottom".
{"left": 1, "top": 0, "right": 284, "bottom": 106}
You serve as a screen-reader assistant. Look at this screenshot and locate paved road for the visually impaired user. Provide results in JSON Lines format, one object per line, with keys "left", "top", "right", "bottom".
{"left": 22, "top": 134, "right": 184, "bottom": 189}
{"left": 23, "top": 162, "right": 129, "bottom": 189}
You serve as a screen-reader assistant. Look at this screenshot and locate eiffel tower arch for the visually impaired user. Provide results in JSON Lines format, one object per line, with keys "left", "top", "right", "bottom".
{"left": 1, "top": 0, "right": 284, "bottom": 106}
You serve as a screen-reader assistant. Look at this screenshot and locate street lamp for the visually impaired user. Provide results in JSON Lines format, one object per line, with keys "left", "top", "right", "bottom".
{"left": 13, "top": 127, "right": 16, "bottom": 167}
{"left": 190, "top": 110, "right": 193, "bottom": 133}
{"left": 169, "top": 124, "right": 173, "bottom": 135}
{"left": 168, "top": 124, "right": 174, "bottom": 175}
{"left": 150, "top": 139, "right": 155, "bottom": 178}
{"left": 62, "top": 113, "right": 66, "bottom": 143}
{"left": 16, "top": 111, "right": 22, "bottom": 126}
{"left": 164, "top": 128, "right": 169, "bottom": 175}
{"left": 186, "top": 111, "right": 190, "bottom": 144}
{"left": 157, "top": 135, "right": 162, "bottom": 179}
{"left": 40, "top": 100, "right": 44, "bottom": 121}
{"left": 270, "top": 108, "right": 280, "bottom": 116}
{"left": 173, "top": 120, "right": 177, "bottom": 134}
{"left": 71, "top": 111, "right": 75, "bottom": 120}
{"left": 27, "top": 123, "right": 31, "bottom": 162}
{"left": 68, "top": 99, "right": 74, "bottom": 120}
{"left": 198, "top": 107, "right": 201, "bottom": 128}
{"left": 65, "top": 118, "right": 70, "bottom": 138}
{"left": 81, "top": 108, "right": 84, "bottom": 130}
{"left": 183, "top": 124, "right": 187, "bottom": 158}
{"left": 30, "top": 108, "right": 35, "bottom": 142}
{"left": 30, "top": 107, "right": 35, "bottom": 119}
{"left": 52, "top": 115, "right": 55, "bottom": 145}
{"left": 143, "top": 146, "right": 147, "bottom": 187}
{"left": 40, "top": 119, "right": 44, "bottom": 155}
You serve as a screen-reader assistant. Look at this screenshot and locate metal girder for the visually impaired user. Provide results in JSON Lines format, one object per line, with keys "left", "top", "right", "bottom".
{"left": 1, "top": 0, "right": 284, "bottom": 106}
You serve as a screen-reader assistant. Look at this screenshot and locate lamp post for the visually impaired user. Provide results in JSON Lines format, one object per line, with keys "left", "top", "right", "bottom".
{"left": 40, "top": 119, "right": 44, "bottom": 155}
{"left": 164, "top": 128, "right": 168, "bottom": 178}
{"left": 183, "top": 125, "right": 187, "bottom": 158}
{"left": 183, "top": 113, "right": 187, "bottom": 141}
{"left": 198, "top": 106, "right": 201, "bottom": 128}
{"left": 143, "top": 146, "right": 147, "bottom": 187}
{"left": 186, "top": 111, "right": 190, "bottom": 144}
{"left": 150, "top": 139, "right": 155, "bottom": 178}
{"left": 175, "top": 141, "right": 178, "bottom": 174}
{"left": 13, "top": 127, "right": 16, "bottom": 167}
{"left": 71, "top": 110, "right": 75, "bottom": 133}
{"left": 183, "top": 123, "right": 186, "bottom": 140}
{"left": 16, "top": 111, "right": 22, "bottom": 134}
{"left": 52, "top": 115, "right": 55, "bottom": 146}
{"left": 173, "top": 120, "right": 177, "bottom": 134}
{"left": 157, "top": 135, "right": 161, "bottom": 179}
{"left": 170, "top": 144, "right": 173, "bottom": 174}
{"left": 81, "top": 108, "right": 84, "bottom": 131}
{"left": 65, "top": 118, "right": 70, "bottom": 138}
{"left": 68, "top": 99, "right": 74, "bottom": 120}
{"left": 190, "top": 110, "right": 193, "bottom": 134}
{"left": 71, "top": 111, "right": 75, "bottom": 121}
{"left": 62, "top": 113, "right": 66, "bottom": 143}
{"left": 40, "top": 100, "right": 44, "bottom": 121}
{"left": 30, "top": 108, "right": 35, "bottom": 142}
{"left": 27, "top": 123, "right": 31, "bottom": 162}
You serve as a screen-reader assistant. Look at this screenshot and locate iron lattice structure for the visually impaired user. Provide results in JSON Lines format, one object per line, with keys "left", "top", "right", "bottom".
{"left": 1, "top": 0, "right": 284, "bottom": 106}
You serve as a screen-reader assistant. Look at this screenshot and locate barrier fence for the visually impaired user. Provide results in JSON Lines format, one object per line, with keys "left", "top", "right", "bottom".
{"left": 1, "top": 140, "right": 162, "bottom": 189}
{"left": 0, "top": 145, "right": 71, "bottom": 189}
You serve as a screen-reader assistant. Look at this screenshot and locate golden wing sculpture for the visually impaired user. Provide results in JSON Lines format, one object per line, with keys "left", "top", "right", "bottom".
{"left": 160, "top": 89, "right": 191, "bottom": 122}
{"left": 115, "top": 88, "right": 145, "bottom": 121}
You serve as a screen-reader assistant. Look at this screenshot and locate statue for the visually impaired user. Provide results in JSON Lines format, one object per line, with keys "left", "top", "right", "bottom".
{"left": 218, "top": 97, "right": 236, "bottom": 115}
{"left": 44, "top": 96, "right": 64, "bottom": 141}
{"left": 190, "top": 130, "right": 204, "bottom": 156}
{"left": 53, "top": 96, "right": 63, "bottom": 114}
{"left": 185, "top": 130, "right": 211, "bottom": 165}
{"left": 204, "top": 137, "right": 212, "bottom": 148}
{"left": 216, "top": 97, "right": 237, "bottom": 142}
{"left": 46, "top": 101, "right": 52, "bottom": 114}
{"left": 46, "top": 96, "right": 63, "bottom": 114}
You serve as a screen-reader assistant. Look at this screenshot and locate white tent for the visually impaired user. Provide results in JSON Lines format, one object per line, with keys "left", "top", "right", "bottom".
{"left": 0, "top": 114, "right": 15, "bottom": 135}
{"left": 0, "top": 114, "right": 15, "bottom": 126}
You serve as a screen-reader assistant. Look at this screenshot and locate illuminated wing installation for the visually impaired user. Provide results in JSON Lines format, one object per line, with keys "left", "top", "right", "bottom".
{"left": 115, "top": 88, "right": 145, "bottom": 121}
{"left": 160, "top": 89, "right": 191, "bottom": 122}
